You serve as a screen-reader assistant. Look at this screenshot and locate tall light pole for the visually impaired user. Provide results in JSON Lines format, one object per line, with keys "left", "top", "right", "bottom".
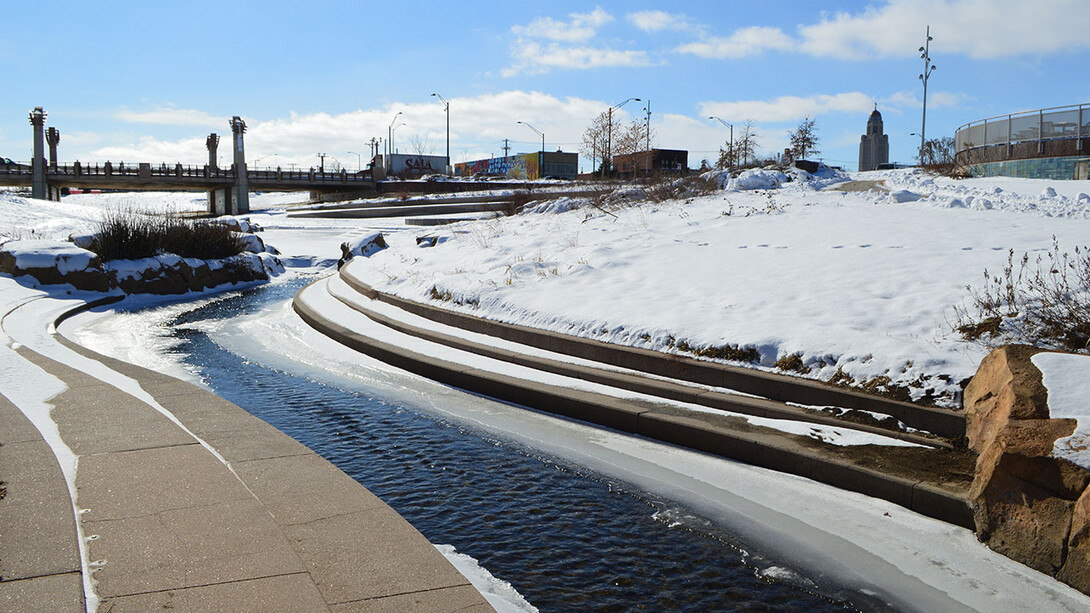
{"left": 709, "top": 116, "right": 733, "bottom": 170}
{"left": 347, "top": 151, "right": 361, "bottom": 172}
{"left": 643, "top": 100, "right": 652, "bottom": 177}
{"left": 517, "top": 121, "right": 545, "bottom": 179}
{"left": 918, "top": 25, "right": 936, "bottom": 166}
{"left": 606, "top": 97, "right": 640, "bottom": 176}
{"left": 387, "top": 111, "right": 402, "bottom": 164}
{"left": 432, "top": 93, "right": 450, "bottom": 174}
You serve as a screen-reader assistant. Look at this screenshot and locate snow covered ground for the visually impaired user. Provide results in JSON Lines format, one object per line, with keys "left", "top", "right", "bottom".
{"left": 3, "top": 167, "right": 1090, "bottom": 609}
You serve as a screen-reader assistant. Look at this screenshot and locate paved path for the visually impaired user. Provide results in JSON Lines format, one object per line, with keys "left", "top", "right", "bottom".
{"left": 0, "top": 297, "right": 493, "bottom": 612}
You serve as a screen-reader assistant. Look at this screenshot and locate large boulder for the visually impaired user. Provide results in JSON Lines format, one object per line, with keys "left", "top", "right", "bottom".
{"left": 964, "top": 345, "right": 1090, "bottom": 592}
{"left": 0, "top": 240, "right": 112, "bottom": 292}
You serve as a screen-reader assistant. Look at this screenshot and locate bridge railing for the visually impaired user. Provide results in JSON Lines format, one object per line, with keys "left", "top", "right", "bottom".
{"left": 1, "top": 160, "right": 375, "bottom": 186}
{"left": 955, "top": 103, "right": 1088, "bottom": 153}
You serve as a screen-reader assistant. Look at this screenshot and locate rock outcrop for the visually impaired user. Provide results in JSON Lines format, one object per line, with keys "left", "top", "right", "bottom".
{"left": 965, "top": 345, "right": 1090, "bottom": 594}
{"left": 0, "top": 239, "right": 284, "bottom": 295}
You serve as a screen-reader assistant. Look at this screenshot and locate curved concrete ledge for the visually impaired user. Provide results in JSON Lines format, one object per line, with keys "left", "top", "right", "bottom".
{"left": 1, "top": 295, "right": 493, "bottom": 612}
{"left": 294, "top": 279, "right": 974, "bottom": 529}
{"left": 339, "top": 261, "right": 966, "bottom": 440}
{"left": 327, "top": 275, "right": 946, "bottom": 449}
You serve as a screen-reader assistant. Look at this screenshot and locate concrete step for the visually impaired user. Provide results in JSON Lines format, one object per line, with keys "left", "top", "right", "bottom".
{"left": 293, "top": 276, "right": 974, "bottom": 529}
{"left": 337, "top": 259, "right": 966, "bottom": 440}
{"left": 325, "top": 273, "right": 947, "bottom": 449}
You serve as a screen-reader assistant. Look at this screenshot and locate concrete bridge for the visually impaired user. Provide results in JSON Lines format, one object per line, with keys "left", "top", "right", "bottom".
{"left": 1, "top": 107, "right": 378, "bottom": 215}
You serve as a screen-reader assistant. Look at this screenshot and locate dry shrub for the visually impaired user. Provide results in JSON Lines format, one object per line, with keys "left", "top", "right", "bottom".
{"left": 90, "top": 210, "right": 244, "bottom": 262}
{"left": 953, "top": 238, "right": 1090, "bottom": 351}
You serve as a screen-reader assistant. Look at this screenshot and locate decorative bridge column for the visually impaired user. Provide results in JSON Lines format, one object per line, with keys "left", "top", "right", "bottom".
{"left": 229, "top": 117, "right": 250, "bottom": 215}
{"left": 29, "top": 107, "right": 47, "bottom": 200}
{"left": 205, "top": 133, "right": 223, "bottom": 215}
{"left": 46, "top": 127, "right": 62, "bottom": 200}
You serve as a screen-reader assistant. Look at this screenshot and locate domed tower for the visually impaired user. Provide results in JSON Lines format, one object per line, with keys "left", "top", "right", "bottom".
{"left": 858, "top": 106, "right": 890, "bottom": 171}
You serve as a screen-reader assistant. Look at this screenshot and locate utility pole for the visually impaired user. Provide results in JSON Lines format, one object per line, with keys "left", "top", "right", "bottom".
{"left": 502, "top": 139, "right": 510, "bottom": 158}
{"left": 318, "top": 153, "right": 326, "bottom": 173}
{"left": 644, "top": 100, "right": 651, "bottom": 178}
{"left": 606, "top": 97, "right": 640, "bottom": 176}
{"left": 918, "top": 25, "right": 936, "bottom": 165}
{"left": 709, "top": 117, "right": 733, "bottom": 170}
{"left": 432, "top": 93, "right": 450, "bottom": 174}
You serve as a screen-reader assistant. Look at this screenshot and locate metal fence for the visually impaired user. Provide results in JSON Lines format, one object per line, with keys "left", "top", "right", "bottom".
{"left": 956, "top": 103, "right": 1088, "bottom": 152}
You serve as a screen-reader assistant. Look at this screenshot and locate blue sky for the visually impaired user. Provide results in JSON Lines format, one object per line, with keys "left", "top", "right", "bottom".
{"left": 2, "top": 0, "right": 1088, "bottom": 172}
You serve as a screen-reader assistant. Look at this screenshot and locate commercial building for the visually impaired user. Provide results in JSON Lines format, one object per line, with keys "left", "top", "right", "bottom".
{"left": 454, "top": 151, "right": 578, "bottom": 180}
{"left": 612, "top": 149, "right": 689, "bottom": 177}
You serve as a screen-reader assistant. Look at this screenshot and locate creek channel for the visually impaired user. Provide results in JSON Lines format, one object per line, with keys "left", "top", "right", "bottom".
{"left": 76, "top": 276, "right": 894, "bottom": 612}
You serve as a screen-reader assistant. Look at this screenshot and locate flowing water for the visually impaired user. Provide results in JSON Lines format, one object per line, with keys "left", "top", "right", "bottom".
{"left": 149, "top": 279, "right": 861, "bottom": 612}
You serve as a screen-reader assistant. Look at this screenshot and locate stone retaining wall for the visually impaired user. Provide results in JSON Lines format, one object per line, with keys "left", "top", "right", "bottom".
{"left": 964, "top": 345, "right": 1090, "bottom": 594}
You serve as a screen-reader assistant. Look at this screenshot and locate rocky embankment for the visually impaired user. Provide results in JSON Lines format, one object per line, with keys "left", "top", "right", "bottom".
{"left": 0, "top": 220, "right": 284, "bottom": 294}
{"left": 965, "top": 345, "right": 1090, "bottom": 594}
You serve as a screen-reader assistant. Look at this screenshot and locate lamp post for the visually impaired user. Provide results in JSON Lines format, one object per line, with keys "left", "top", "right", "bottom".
{"left": 517, "top": 121, "right": 545, "bottom": 179}
{"left": 387, "top": 111, "right": 403, "bottom": 165}
{"left": 431, "top": 93, "right": 450, "bottom": 174}
{"left": 918, "top": 25, "right": 936, "bottom": 166}
{"left": 709, "top": 116, "right": 733, "bottom": 170}
{"left": 643, "top": 100, "right": 651, "bottom": 178}
{"left": 606, "top": 97, "right": 640, "bottom": 176}
{"left": 347, "top": 151, "right": 361, "bottom": 172}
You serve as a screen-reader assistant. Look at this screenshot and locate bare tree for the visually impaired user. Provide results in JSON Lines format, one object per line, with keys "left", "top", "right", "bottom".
{"left": 409, "top": 134, "right": 436, "bottom": 156}
{"left": 788, "top": 116, "right": 820, "bottom": 160}
{"left": 580, "top": 111, "right": 612, "bottom": 176}
{"left": 733, "top": 120, "right": 759, "bottom": 168}
{"left": 919, "top": 136, "right": 955, "bottom": 166}
{"left": 613, "top": 120, "right": 657, "bottom": 176}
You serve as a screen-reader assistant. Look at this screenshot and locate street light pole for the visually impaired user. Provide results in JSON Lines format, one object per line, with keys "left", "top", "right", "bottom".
{"left": 606, "top": 97, "right": 640, "bottom": 177}
{"left": 347, "top": 151, "right": 361, "bottom": 172}
{"left": 517, "top": 121, "right": 545, "bottom": 179}
{"left": 643, "top": 100, "right": 651, "bottom": 178}
{"left": 387, "top": 111, "right": 402, "bottom": 167}
{"left": 918, "top": 25, "right": 937, "bottom": 165}
{"left": 432, "top": 93, "right": 450, "bottom": 174}
{"left": 709, "top": 116, "right": 733, "bottom": 170}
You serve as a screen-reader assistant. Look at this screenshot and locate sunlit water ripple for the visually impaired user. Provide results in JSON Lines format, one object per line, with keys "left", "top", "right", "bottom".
{"left": 165, "top": 281, "right": 858, "bottom": 612}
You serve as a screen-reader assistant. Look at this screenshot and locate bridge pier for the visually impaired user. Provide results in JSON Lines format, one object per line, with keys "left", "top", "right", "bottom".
{"left": 29, "top": 108, "right": 48, "bottom": 200}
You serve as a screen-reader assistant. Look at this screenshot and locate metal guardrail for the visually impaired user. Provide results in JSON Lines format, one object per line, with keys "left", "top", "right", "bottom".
{"left": 955, "top": 103, "right": 1088, "bottom": 152}
{"left": 0, "top": 162, "right": 373, "bottom": 185}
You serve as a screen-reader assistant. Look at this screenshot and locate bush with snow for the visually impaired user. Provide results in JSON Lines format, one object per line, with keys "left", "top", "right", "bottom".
{"left": 726, "top": 169, "right": 789, "bottom": 191}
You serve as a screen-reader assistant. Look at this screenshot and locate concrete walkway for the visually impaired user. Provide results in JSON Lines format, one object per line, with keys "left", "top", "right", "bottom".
{"left": 1, "top": 307, "right": 492, "bottom": 611}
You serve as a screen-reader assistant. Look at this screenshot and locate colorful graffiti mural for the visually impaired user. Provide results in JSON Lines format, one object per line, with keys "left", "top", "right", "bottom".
{"left": 456, "top": 152, "right": 575, "bottom": 180}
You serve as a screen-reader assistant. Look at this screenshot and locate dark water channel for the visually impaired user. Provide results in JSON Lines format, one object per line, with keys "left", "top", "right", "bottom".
{"left": 164, "top": 280, "right": 859, "bottom": 612}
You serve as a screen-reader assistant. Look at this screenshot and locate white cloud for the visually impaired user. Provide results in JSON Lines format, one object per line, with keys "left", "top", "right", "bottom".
{"left": 115, "top": 107, "right": 224, "bottom": 127}
{"left": 672, "top": 1, "right": 1089, "bottom": 62}
{"left": 504, "top": 41, "right": 653, "bottom": 76}
{"left": 676, "top": 26, "right": 793, "bottom": 59}
{"left": 79, "top": 92, "right": 617, "bottom": 168}
{"left": 505, "top": 7, "right": 655, "bottom": 76}
{"left": 800, "top": 0, "right": 1090, "bottom": 60}
{"left": 511, "top": 7, "right": 613, "bottom": 43}
{"left": 627, "top": 10, "right": 695, "bottom": 33}
{"left": 700, "top": 93, "right": 876, "bottom": 123}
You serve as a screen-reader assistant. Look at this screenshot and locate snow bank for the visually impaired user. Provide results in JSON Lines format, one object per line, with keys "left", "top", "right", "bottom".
{"left": 1031, "top": 352, "right": 1090, "bottom": 469}
{"left": 726, "top": 169, "right": 788, "bottom": 191}
{"left": 4, "top": 239, "right": 98, "bottom": 274}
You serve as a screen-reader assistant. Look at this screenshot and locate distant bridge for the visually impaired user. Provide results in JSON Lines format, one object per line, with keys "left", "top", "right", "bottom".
{"left": 1, "top": 107, "right": 379, "bottom": 215}
{"left": 0, "top": 159, "right": 376, "bottom": 202}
